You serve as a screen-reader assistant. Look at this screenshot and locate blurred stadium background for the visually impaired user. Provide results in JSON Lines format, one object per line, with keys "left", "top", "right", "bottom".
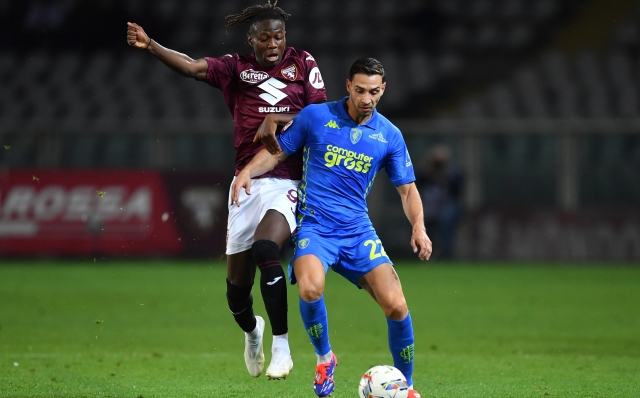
{"left": 1, "top": 0, "right": 639, "bottom": 262}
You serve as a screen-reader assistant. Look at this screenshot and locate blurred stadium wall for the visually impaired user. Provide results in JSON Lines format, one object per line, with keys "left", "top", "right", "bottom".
{"left": 0, "top": 0, "right": 639, "bottom": 261}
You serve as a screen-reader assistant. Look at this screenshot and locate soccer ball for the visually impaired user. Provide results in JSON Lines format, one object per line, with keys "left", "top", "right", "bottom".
{"left": 358, "top": 365, "right": 409, "bottom": 398}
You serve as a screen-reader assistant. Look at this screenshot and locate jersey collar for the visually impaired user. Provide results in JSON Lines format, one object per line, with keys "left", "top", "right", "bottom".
{"left": 337, "top": 96, "right": 379, "bottom": 129}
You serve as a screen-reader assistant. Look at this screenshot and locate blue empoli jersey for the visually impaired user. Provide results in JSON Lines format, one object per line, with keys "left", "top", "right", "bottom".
{"left": 277, "top": 97, "right": 415, "bottom": 230}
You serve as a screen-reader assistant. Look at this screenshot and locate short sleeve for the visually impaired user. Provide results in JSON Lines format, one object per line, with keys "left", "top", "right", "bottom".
{"left": 384, "top": 130, "right": 416, "bottom": 187}
{"left": 276, "top": 106, "right": 314, "bottom": 155}
{"left": 201, "top": 55, "right": 237, "bottom": 91}
{"left": 301, "top": 51, "right": 327, "bottom": 105}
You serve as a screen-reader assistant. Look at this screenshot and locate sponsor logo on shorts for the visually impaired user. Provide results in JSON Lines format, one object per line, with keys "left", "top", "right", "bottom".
{"left": 324, "top": 145, "right": 373, "bottom": 173}
{"left": 298, "top": 238, "right": 310, "bottom": 249}
{"left": 240, "top": 69, "right": 269, "bottom": 84}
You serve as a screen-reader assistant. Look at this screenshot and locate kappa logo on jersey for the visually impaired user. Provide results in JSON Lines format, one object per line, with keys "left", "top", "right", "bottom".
{"left": 309, "top": 66, "right": 324, "bottom": 89}
{"left": 324, "top": 144, "right": 373, "bottom": 173}
{"left": 350, "top": 128, "right": 362, "bottom": 144}
{"left": 280, "top": 64, "right": 298, "bottom": 81}
{"left": 369, "top": 132, "right": 388, "bottom": 143}
{"left": 258, "top": 77, "right": 288, "bottom": 106}
{"left": 298, "top": 238, "right": 310, "bottom": 249}
{"left": 240, "top": 69, "right": 269, "bottom": 84}
{"left": 324, "top": 120, "right": 339, "bottom": 129}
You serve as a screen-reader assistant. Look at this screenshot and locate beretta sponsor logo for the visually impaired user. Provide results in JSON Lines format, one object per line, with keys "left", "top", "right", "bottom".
{"left": 240, "top": 69, "right": 269, "bottom": 84}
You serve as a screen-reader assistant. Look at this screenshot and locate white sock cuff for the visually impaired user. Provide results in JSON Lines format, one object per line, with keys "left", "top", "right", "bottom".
{"left": 316, "top": 350, "right": 333, "bottom": 364}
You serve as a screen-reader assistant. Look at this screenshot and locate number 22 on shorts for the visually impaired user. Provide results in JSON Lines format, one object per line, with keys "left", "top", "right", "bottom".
{"left": 364, "top": 239, "right": 387, "bottom": 260}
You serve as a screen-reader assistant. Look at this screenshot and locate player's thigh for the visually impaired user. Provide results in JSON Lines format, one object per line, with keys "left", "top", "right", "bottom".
{"left": 290, "top": 230, "right": 336, "bottom": 301}
{"left": 226, "top": 177, "right": 263, "bottom": 255}
{"left": 255, "top": 178, "right": 299, "bottom": 246}
{"left": 227, "top": 249, "right": 256, "bottom": 286}
{"left": 254, "top": 209, "right": 291, "bottom": 248}
{"left": 359, "top": 263, "right": 408, "bottom": 320}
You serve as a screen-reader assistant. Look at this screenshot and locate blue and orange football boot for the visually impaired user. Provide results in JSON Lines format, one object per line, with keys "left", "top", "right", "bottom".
{"left": 313, "top": 352, "right": 337, "bottom": 397}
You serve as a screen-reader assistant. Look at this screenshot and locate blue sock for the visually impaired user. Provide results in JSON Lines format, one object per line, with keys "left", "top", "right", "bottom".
{"left": 387, "top": 312, "right": 415, "bottom": 387}
{"left": 299, "top": 295, "right": 331, "bottom": 356}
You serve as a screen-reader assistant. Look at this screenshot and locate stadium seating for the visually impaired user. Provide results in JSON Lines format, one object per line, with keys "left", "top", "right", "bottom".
{"left": 0, "top": 0, "right": 590, "bottom": 123}
{"left": 1, "top": 0, "right": 639, "bottom": 205}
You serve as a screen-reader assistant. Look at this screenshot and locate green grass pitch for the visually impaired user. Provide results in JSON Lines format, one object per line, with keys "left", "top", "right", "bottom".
{"left": 1, "top": 261, "right": 639, "bottom": 397}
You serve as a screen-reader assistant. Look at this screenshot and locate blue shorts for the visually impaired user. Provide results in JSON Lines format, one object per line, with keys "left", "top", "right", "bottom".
{"left": 289, "top": 224, "right": 393, "bottom": 288}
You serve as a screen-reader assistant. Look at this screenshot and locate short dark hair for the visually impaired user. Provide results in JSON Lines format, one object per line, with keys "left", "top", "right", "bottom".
{"left": 225, "top": 1, "right": 290, "bottom": 30}
{"left": 349, "top": 57, "right": 386, "bottom": 83}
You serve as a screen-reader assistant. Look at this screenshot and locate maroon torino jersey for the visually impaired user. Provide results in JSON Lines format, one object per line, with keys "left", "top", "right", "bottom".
{"left": 201, "top": 47, "right": 327, "bottom": 180}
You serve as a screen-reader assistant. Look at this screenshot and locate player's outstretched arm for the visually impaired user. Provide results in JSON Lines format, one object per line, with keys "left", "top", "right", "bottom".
{"left": 230, "top": 149, "right": 289, "bottom": 207}
{"left": 126, "top": 22, "right": 207, "bottom": 80}
{"left": 254, "top": 113, "right": 297, "bottom": 154}
{"left": 396, "top": 183, "right": 432, "bottom": 260}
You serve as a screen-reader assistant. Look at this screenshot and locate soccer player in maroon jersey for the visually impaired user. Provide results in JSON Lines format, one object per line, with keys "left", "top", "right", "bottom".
{"left": 126, "top": 1, "right": 327, "bottom": 380}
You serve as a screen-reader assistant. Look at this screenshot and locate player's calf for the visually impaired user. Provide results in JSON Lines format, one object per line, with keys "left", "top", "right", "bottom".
{"left": 226, "top": 279, "right": 256, "bottom": 333}
{"left": 253, "top": 240, "right": 289, "bottom": 336}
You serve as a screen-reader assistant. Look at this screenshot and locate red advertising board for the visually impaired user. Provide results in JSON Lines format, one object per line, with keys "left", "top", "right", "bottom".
{"left": 0, "top": 170, "right": 187, "bottom": 256}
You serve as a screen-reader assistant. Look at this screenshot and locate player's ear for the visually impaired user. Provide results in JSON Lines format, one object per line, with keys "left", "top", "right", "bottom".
{"left": 380, "top": 82, "right": 386, "bottom": 95}
{"left": 247, "top": 33, "right": 254, "bottom": 46}
{"left": 345, "top": 79, "right": 351, "bottom": 93}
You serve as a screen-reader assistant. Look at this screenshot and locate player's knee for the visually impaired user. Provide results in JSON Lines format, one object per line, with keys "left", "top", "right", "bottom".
{"left": 252, "top": 239, "right": 280, "bottom": 266}
{"left": 384, "top": 298, "right": 408, "bottom": 321}
{"left": 298, "top": 282, "right": 323, "bottom": 302}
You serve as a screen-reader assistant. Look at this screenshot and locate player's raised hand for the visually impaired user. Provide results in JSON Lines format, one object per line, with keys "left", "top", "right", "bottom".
{"left": 254, "top": 114, "right": 283, "bottom": 155}
{"left": 230, "top": 171, "right": 252, "bottom": 207}
{"left": 127, "top": 22, "right": 151, "bottom": 49}
{"left": 411, "top": 229, "right": 432, "bottom": 261}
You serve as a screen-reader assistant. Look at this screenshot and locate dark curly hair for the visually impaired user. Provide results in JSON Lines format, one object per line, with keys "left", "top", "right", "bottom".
{"left": 225, "top": 0, "right": 291, "bottom": 31}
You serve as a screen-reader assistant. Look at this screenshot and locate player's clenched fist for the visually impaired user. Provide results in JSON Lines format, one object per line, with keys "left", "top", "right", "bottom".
{"left": 127, "top": 22, "right": 151, "bottom": 49}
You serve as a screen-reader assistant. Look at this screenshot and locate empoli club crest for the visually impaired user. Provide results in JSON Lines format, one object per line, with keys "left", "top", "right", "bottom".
{"left": 298, "top": 238, "right": 310, "bottom": 249}
{"left": 350, "top": 128, "right": 362, "bottom": 144}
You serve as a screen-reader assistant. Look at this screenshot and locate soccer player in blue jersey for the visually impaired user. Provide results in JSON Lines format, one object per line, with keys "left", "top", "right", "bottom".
{"left": 231, "top": 57, "right": 432, "bottom": 397}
